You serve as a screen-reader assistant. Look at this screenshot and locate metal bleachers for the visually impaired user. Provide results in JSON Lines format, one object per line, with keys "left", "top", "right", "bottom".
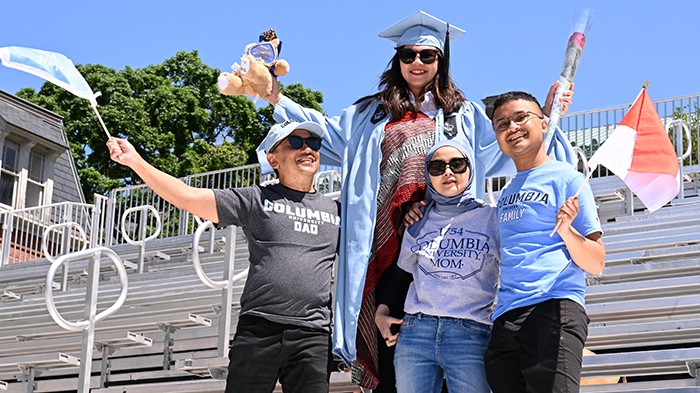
{"left": 0, "top": 220, "right": 357, "bottom": 392}
{"left": 582, "top": 195, "right": 700, "bottom": 391}
{"left": 3, "top": 165, "right": 700, "bottom": 392}
{"left": 0, "top": 227, "right": 235, "bottom": 392}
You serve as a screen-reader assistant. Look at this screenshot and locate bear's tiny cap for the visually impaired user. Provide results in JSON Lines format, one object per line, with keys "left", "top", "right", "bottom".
{"left": 378, "top": 10, "right": 465, "bottom": 52}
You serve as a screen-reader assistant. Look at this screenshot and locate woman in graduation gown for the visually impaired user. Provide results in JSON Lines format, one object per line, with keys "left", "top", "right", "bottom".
{"left": 256, "top": 10, "right": 575, "bottom": 391}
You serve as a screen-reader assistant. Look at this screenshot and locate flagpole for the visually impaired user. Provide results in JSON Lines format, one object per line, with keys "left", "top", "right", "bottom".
{"left": 549, "top": 168, "right": 594, "bottom": 237}
{"left": 91, "top": 104, "right": 112, "bottom": 139}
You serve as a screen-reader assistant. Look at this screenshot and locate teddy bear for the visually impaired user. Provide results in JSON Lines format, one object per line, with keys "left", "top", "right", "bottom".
{"left": 217, "top": 29, "right": 290, "bottom": 98}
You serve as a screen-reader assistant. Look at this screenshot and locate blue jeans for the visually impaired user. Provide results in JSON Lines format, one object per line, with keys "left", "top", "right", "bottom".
{"left": 394, "top": 313, "right": 491, "bottom": 393}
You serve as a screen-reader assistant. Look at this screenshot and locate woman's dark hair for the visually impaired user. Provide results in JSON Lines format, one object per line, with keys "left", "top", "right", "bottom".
{"left": 354, "top": 48, "right": 466, "bottom": 120}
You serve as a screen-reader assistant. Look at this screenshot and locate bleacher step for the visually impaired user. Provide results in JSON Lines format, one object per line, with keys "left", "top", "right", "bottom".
{"left": 581, "top": 378, "right": 700, "bottom": 393}
{"left": 0, "top": 352, "right": 79, "bottom": 374}
{"left": 175, "top": 356, "right": 228, "bottom": 379}
{"left": 95, "top": 331, "right": 153, "bottom": 351}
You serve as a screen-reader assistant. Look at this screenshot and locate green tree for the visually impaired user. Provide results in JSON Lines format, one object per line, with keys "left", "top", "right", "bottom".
{"left": 15, "top": 51, "right": 325, "bottom": 200}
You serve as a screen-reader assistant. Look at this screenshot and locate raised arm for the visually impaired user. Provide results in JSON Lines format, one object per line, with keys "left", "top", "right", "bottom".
{"left": 107, "top": 138, "right": 219, "bottom": 223}
{"left": 257, "top": 77, "right": 347, "bottom": 171}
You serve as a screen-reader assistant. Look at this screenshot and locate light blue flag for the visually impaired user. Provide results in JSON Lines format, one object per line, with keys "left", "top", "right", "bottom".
{"left": 0, "top": 46, "right": 100, "bottom": 106}
{"left": 0, "top": 46, "right": 110, "bottom": 137}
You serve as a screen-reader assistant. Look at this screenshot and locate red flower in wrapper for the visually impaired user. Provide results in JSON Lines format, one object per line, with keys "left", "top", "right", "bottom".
{"left": 543, "top": 8, "right": 593, "bottom": 149}
{"left": 561, "top": 32, "right": 586, "bottom": 79}
{"left": 569, "top": 31, "right": 586, "bottom": 49}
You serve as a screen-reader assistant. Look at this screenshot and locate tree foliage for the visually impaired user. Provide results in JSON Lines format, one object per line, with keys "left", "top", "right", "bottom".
{"left": 15, "top": 51, "right": 325, "bottom": 201}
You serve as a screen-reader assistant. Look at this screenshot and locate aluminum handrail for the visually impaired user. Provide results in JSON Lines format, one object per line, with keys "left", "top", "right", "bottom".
{"left": 45, "top": 247, "right": 128, "bottom": 331}
{"left": 191, "top": 222, "right": 247, "bottom": 359}
{"left": 191, "top": 222, "right": 248, "bottom": 289}
{"left": 44, "top": 246, "right": 128, "bottom": 393}
{"left": 573, "top": 146, "right": 589, "bottom": 177}
{"left": 120, "top": 205, "right": 162, "bottom": 273}
{"left": 120, "top": 205, "right": 162, "bottom": 246}
{"left": 42, "top": 222, "right": 88, "bottom": 291}
{"left": 667, "top": 120, "right": 692, "bottom": 160}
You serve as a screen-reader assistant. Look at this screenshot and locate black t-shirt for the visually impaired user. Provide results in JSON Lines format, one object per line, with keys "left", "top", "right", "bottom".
{"left": 214, "top": 183, "right": 340, "bottom": 331}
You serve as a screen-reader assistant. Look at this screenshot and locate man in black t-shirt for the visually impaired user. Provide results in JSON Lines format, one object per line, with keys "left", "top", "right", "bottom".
{"left": 108, "top": 120, "right": 340, "bottom": 393}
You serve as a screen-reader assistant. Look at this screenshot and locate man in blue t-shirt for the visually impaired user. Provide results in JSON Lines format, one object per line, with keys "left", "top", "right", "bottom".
{"left": 483, "top": 91, "right": 605, "bottom": 393}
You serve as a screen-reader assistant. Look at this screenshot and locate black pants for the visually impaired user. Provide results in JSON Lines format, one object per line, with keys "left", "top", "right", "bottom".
{"left": 225, "top": 315, "right": 331, "bottom": 393}
{"left": 484, "top": 299, "right": 589, "bottom": 393}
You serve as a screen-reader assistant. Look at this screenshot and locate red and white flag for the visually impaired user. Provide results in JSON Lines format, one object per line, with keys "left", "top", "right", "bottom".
{"left": 588, "top": 87, "right": 680, "bottom": 212}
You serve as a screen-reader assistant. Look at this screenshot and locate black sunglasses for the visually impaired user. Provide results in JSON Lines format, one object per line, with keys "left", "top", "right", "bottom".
{"left": 397, "top": 48, "right": 439, "bottom": 65}
{"left": 427, "top": 158, "right": 469, "bottom": 176}
{"left": 287, "top": 135, "right": 322, "bottom": 151}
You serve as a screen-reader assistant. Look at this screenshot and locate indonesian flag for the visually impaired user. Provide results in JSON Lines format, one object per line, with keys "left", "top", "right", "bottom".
{"left": 588, "top": 87, "right": 680, "bottom": 212}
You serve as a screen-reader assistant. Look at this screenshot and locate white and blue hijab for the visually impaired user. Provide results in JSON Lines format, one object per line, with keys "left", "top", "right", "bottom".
{"left": 408, "top": 139, "right": 485, "bottom": 238}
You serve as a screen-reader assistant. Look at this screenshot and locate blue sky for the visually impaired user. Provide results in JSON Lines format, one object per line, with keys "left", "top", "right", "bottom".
{"left": 1, "top": 1, "right": 698, "bottom": 117}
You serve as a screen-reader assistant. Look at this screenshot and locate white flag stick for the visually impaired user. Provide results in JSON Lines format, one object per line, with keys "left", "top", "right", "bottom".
{"left": 91, "top": 103, "right": 111, "bottom": 139}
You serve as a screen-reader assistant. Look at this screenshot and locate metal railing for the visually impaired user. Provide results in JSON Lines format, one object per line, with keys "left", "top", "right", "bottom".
{"left": 105, "top": 164, "right": 263, "bottom": 245}
{"left": 561, "top": 93, "right": 700, "bottom": 178}
{"left": 191, "top": 222, "right": 247, "bottom": 363}
{"left": 0, "top": 199, "right": 108, "bottom": 267}
{"left": 120, "top": 205, "right": 163, "bottom": 273}
{"left": 45, "top": 247, "right": 129, "bottom": 393}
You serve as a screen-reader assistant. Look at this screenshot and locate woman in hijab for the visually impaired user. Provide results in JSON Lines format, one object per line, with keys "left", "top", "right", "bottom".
{"left": 375, "top": 139, "right": 499, "bottom": 393}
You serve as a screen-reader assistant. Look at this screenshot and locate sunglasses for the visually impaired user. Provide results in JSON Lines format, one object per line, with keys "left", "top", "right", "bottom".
{"left": 397, "top": 48, "right": 439, "bottom": 65}
{"left": 427, "top": 158, "right": 469, "bottom": 176}
{"left": 287, "top": 135, "right": 322, "bottom": 151}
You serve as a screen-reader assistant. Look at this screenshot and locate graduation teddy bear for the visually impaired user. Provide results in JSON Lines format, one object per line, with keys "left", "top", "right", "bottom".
{"left": 217, "top": 29, "right": 290, "bottom": 98}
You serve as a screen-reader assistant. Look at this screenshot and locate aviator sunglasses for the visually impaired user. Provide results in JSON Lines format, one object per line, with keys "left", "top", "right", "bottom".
{"left": 427, "top": 157, "right": 469, "bottom": 176}
{"left": 397, "top": 48, "right": 439, "bottom": 65}
{"left": 286, "top": 135, "right": 322, "bottom": 151}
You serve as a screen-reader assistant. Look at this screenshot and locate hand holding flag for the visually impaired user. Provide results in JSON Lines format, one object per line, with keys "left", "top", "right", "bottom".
{"left": 0, "top": 46, "right": 111, "bottom": 138}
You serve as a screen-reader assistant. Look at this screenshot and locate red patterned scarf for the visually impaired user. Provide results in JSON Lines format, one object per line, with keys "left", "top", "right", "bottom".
{"left": 353, "top": 112, "right": 435, "bottom": 388}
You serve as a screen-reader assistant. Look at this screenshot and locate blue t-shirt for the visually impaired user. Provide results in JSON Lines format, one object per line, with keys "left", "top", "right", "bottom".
{"left": 493, "top": 160, "right": 602, "bottom": 320}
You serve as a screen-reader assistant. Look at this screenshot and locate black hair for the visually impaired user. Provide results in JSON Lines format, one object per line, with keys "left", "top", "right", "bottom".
{"left": 354, "top": 47, "right": 466, "bottom": 120}
{"left": 491, "top": 91, "right": 543, "bottom": 117}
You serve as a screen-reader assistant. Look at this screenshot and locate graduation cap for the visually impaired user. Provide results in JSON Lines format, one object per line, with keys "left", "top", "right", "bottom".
{"left": 378, "top": 11, "right": 465, "bottom": 88}
{"left": 378, "top": 10, "right": 465, "bottom": 53}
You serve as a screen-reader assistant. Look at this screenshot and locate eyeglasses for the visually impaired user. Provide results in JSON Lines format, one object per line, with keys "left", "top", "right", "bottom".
{"left": 427, "top": 158, "right": 469, "bottom": 176}
{"left": 397, "top": 48, "right": 439, "bottom": 65}
{"left": 287, "top": 135, "right": 322, "bottom": 151}
{"left": 493, "top": 111, "right": 544, "bottom": 133}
